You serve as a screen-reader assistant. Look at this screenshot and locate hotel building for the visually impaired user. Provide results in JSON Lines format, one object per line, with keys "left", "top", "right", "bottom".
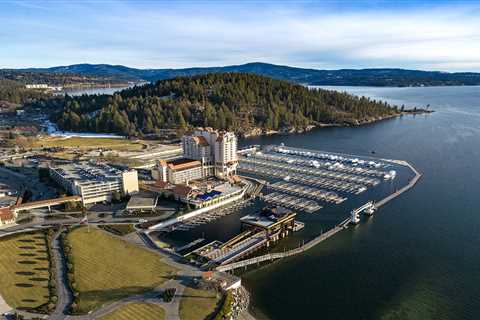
{"left": 154, "top": 128, "right": 238, "bottom": 185}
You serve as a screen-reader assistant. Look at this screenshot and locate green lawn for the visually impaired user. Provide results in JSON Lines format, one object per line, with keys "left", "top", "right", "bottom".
{"left": 32, "top": 136, "right": 146, "bottom": 151}
{"left": 67, "top": 227, "right": 177, "bottom": 313}
{"left": 99, "top": 302, "right": 165, "bottom": 320}
{"left": 179, "top": 287, "right": 221, "bottom": 320}
{"left": 98, "top": 224, "right": 136, "bottom": 236}
{"left": 0, "top": 231, "right": 51, "bottom": 310}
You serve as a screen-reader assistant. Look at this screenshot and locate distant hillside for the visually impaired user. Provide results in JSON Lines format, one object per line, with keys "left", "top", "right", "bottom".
{"left": 48, "top": 73, "right": 399, "bottom": 137}
{"left": 14, "top": 62, "right": 480, "bottom": 87}
{"left": 0, "top": 70, "right": 129, "bottom": 87}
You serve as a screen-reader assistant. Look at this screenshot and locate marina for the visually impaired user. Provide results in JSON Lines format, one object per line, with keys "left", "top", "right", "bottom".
{"left": 164, "top": 199, "right": 255, "bottom": 232}
{"left": 147, "top": 144, "right": 415, "bottom": 279}
{"left": 259, "top": 192, "right": 322, "bottom": 213}
{"left": 239, "top": 162, "right": 370, "bottom": 194}
{"left": 241, "top": 154, "right": 384, "bottom": 185}
{"left": 267, "top": 181, "right": 347, "bottom": 204}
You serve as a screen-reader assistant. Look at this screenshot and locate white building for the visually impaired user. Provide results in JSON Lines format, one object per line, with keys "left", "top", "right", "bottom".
{"left": 182, "top": 128, "right": 238, "bottom": 179}
{"left": 49, "top": 162, "right": 139, "bottom": 204}
{"left": 153, "top": 159, "right": 203, "bottom": 185}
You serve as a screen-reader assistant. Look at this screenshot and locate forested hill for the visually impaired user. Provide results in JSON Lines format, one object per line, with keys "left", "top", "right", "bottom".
{"left": 0, "top": 79, "right": 50, "bottom": 105}
{"left": 51, "top": 73, "right": 399, "bottom": 137}
{"left": 18, "top": 62, "right": 480, "bottom": 87}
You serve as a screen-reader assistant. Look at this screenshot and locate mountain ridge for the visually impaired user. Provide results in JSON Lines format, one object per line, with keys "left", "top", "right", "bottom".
{"left": 7, "top": 62, "right": 480, "bottom": 86}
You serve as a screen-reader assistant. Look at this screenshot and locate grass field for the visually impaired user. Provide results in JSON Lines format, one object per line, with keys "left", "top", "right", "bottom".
{"left": 98, "top": 224, "right": 136, "bottom": 236}
{"left": 32, "top": 136, "right": 146, "bottom": 151}
{"left": 0, "top": 231, "right": 51, "bottom": 310}
{"left": 179, "top": 287, "right": 221, "bottom": 320}
{"left": 67, "top": 227, "right": 177, "bottom": 313}
{"left": 99, "top": 302, "right": 165, "bottom": 320}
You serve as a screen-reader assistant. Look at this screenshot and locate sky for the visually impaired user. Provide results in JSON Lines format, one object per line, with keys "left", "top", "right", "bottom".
{"left": 1, "top": 0, "right": 480, "bottom": 71}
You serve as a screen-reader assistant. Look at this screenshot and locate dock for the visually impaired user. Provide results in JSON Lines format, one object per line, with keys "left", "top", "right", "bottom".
{"left": 259, "top": 192, "right": 322, "bottom": 213}
{"left": 268, "top": 181, "right": 347, "bottom": 204}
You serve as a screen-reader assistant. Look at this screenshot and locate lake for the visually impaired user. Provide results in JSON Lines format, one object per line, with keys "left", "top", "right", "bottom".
{"left": 241, "top": 86, "right": 480, "bottom": 320}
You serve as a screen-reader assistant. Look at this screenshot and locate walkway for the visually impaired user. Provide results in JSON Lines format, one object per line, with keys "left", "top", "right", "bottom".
{"left": 65, "top": 279, "right": 185, "bottom": 320}
{"left": 49, "top": 230, "right": 74, "bottom": 320}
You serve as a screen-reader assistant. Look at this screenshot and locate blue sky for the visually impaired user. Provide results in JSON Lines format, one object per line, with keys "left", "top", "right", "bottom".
{"left": 1, "top": 0, "right": 480, "bottom": 71}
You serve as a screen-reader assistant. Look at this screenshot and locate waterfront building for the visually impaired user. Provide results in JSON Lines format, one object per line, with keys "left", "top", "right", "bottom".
{"left": 49, "top": 162, "right": 139, "bottom": 204}
{"left": 182, "top": 127, "right": 238, "bottom": 178}
{"left": 154, "top": 159, "right": 203, "bottom": 185}
{"left": 241, "top": 206, "right": 297, "bottom": 240}
{"left": 153, "top": 128, "right": 238, "bottom": 185}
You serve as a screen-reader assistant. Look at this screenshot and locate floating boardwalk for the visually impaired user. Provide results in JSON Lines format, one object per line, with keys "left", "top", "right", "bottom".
{"left": 215, "top": 217, "right": 351, "bottom": 272}
{"left": 216, "top": 155, "right": 422, "bottom": 272}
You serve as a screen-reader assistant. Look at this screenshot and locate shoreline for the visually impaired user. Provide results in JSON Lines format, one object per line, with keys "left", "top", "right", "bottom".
{"left": 38, "top": 110, "right": 432, "bottom": 141}
{"left": 241, "top": 109, "right": 433, "bottom": 138}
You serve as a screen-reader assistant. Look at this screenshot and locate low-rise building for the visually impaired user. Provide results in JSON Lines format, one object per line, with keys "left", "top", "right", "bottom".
{"left": 49, "top": 162, "right": 139, "bottom": 204}
{"left": 240, "top": 206, "right": 297, "bottom": 240}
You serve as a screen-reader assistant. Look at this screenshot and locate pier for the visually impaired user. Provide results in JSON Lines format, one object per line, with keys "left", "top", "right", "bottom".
{"left": 215, "top": 155, "right": 422, "bottom": 272}
{"left": 215, "top": 217, "right": 351, "bottom": 272}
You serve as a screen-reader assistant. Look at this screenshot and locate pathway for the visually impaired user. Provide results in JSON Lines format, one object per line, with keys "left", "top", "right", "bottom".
{"left": 66, "top": 279, "right": 185, "bottom": 320}
{"left": 49, "top": 230, "right": 74, "bottom": 320}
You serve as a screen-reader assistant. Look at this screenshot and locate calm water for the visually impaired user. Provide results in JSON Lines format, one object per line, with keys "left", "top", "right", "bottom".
{"left": 242, "top": 86, "right": 480, "bottom": 320}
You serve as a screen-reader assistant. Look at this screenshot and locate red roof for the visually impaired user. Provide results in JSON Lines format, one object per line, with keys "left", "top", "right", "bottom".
{"left": 0, "top": 207, "right": 14, "bottom": 223}
{"left": 173, "top": 185, "right": 193, "bottom": 198}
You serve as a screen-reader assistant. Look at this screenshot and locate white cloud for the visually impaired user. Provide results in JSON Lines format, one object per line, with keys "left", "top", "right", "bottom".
{"left": 1, "top": 2, "right": 480, "bottom": 71}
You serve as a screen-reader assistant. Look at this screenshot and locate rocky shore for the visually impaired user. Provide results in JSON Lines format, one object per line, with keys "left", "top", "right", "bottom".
{"left": 239, "top": 108, "right": 434, "bottom": 139}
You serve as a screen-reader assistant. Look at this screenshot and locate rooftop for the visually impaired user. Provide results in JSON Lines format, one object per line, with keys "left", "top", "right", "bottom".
{"left": 240, "top": 206, "right": 296, "bottom": 228}
{"left": 167, "top": 158, "right": 202, "bottom": 171}
{"left": 51, "top": 162, "right": 128, "bottom": 185}
{"left": 126, "top": 191, "right": 157, "bottom": 210}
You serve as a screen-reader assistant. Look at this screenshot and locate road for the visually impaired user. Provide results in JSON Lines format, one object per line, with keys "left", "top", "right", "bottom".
{"left": 0, "top": 213, "right": 167, "bottom": 237}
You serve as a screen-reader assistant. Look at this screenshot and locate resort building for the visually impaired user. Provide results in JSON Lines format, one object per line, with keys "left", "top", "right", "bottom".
{"left": 153, "top": 128, "right": 238, "bottom": 185}
{"left": 154, "top": 159, "right": 203, "bottom": 185}
{"left": 49, "top": 162, "right": 139, "bottom": 205}
{"left": 182, "top": 128, "right": 238, "bottom": 178}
